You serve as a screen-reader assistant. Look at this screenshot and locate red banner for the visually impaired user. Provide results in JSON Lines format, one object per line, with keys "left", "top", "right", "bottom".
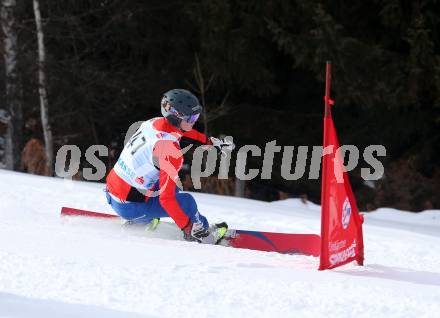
{"left": 319, "top": 62, "right": 364, "bottom": 270}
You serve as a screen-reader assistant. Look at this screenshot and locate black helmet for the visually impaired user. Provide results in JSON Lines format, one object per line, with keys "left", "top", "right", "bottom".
{"left": 161, "top": 89, "right": 202, "bottom": 127}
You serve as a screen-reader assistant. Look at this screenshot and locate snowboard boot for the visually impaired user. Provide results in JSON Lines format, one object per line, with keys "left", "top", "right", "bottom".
{"left": 121, "top": 217, "right": 160, "bottom": 231}
{"left": 145, "top": 218, "right": 160, "bottom": 231}
{"left": 210, "top": 222, "right": 228, "bottom": 244}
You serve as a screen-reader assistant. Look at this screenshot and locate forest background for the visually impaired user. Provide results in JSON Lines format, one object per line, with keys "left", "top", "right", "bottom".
{"left": 1, "top": 0, "right": 439, "bottom": 212}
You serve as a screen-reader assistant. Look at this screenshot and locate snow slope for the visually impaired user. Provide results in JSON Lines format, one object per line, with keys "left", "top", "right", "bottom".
{"left": 0, "top": 169, "right": 439, "bottom": 318}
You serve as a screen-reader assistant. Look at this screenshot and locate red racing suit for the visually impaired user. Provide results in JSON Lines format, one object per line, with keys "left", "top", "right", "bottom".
{"left": 106, "top": 117, "right": 211, "bottom": 229}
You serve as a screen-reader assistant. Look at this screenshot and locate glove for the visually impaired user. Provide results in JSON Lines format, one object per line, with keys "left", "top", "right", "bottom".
{"left": 182, "top": 221, "right": 228, "bottom": 244}
{"left": 182, "top": 221, "right": 211, "bottom": 243}
{"left": 209, "top": 136, "right": 235, "bottom": 157}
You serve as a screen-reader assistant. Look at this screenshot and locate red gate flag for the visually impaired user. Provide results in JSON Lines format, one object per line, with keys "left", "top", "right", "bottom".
{"left": 319, "top": 62, "right": 364, "bottom": 270}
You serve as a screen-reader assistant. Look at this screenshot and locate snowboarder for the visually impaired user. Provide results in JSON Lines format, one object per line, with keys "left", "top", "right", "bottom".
{"left": 105, "top": 89, "right": 234, "bottom": 244}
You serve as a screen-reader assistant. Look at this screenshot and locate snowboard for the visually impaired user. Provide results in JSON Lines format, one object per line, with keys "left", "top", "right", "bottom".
{"left": 60, "top": 207, "right": 321, "bottom": 256}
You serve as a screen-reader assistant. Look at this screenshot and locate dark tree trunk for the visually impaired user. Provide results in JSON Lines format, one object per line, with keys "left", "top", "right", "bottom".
{"left": 1, "top": 0, "right": 23, "bottom": 170}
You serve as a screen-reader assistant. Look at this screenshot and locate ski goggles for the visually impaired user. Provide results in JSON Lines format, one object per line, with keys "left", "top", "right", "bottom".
{"left": 168, "top": 106, "right": 200, "bottom": 124}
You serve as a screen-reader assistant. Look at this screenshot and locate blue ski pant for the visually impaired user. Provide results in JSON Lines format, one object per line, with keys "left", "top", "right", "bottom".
{"left": 105, "top": 188, "right": 208, "bottom": 229}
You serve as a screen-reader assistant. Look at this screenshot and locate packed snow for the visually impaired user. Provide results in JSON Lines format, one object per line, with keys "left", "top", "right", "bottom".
{"left": 0, "top": 169, "right": 439, "bottom": 318}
